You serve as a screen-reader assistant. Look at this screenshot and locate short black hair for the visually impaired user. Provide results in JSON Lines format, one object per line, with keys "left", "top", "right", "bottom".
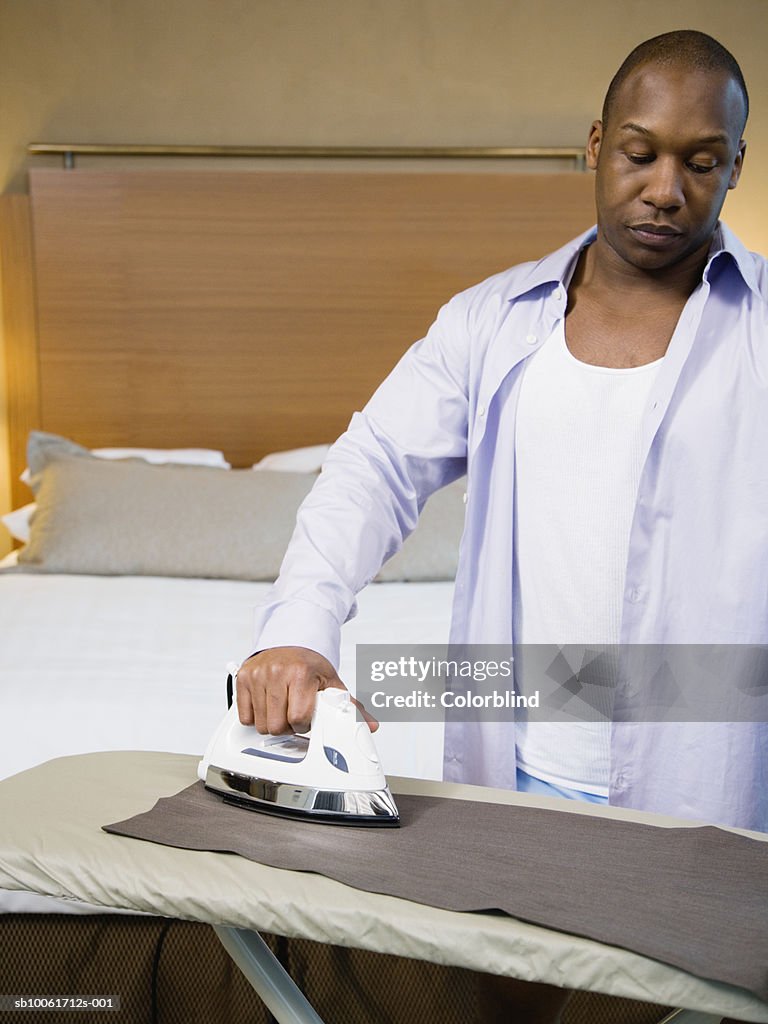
{"left": 602, "top": 30, "right": 749, "bottom": 136}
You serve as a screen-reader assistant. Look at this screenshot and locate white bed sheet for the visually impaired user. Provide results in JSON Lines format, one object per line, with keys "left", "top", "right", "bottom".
{"left": 0, "top": 571, "right": 451, "bottom": 783}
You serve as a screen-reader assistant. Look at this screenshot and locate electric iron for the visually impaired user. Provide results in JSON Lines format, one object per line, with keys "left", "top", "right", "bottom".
{"left": 198, "top": 672, "right": 400, "bottom": 827}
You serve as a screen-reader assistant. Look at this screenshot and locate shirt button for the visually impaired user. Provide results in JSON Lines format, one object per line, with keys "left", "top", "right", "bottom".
{"left": 628, "top": 587, "right": 641, "bottom": 603}
{"left": 554, "top": 289, "right": 563, "bottom": 301}
{"left": 526, "top": 333, "right": 538, "bottom": 345}
{"left": 462, "top": 492, "right": 468, "bottom": 504}
{"left": 478, "top": 403, "right": 486, "bottom": 416}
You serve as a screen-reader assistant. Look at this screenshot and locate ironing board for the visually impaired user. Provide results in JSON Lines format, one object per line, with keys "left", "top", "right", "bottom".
{"left": 0, "top": 751, "right": 766, "bottom": 1024}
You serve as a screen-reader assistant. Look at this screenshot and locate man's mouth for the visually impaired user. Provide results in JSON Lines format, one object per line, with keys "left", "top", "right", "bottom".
{"left": 627, "top": 223, "right": 683, "bottom": 246}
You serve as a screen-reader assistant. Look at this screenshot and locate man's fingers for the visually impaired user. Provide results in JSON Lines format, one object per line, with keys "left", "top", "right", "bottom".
{"left": 250, "top": 684, "right": 270, "bottom": 734}
{"left": 235, "top": 673, "right": 255, "bottom": 726}
{"left": 236, "top": 672, "right": 271, "bottom": 732}
{"left": 350, "top": 694, "right": 379, "bottom": 732}
{"left": 235, "top": 647, "right": 368, "bottom": 736}
{"left": 280, "top": 678, "right": 320, "bottom": 735}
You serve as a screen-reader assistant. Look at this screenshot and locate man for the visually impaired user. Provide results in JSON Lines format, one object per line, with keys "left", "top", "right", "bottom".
{"left": 236, "top": 29, "right": 763, "bottom": 1022}
{"left": 240, "top": 27, "right": 765, "bottom": 824}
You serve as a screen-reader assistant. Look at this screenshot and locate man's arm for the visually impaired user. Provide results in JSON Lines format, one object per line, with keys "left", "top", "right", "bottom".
{"left": 238, "top": 290, "right": 474, "bottom": 732}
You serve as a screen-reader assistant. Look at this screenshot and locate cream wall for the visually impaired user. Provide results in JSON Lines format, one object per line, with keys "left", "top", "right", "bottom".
{"left": 0, "top": 0, "right": 766, "bottom": 552}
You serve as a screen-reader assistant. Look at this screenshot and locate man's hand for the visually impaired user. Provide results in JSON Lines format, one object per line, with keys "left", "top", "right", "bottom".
{"left": 236, "top": 646, "right": 378, "bottom": 735}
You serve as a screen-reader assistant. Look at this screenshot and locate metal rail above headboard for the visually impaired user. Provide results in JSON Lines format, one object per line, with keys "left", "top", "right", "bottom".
{"left": 28, "top": 142, "right": 587, "bottom": 170}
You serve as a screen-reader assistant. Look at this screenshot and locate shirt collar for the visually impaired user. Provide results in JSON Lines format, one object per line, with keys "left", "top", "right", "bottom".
{"left": 705, "top": 222, "right": 762, "bottom": 298}
{"left": 502, "top": 227, "right": 596, "bottom": 302}
{"left": 502, "top": 222, "right": 761, "bottom": 303}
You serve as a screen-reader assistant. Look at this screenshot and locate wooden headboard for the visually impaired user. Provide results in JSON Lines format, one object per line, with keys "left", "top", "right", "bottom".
{"left": 1, "top": 166, "right": 595, "bottom": 506}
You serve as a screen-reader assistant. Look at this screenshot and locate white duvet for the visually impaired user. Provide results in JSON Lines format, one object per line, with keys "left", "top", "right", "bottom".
{"left": 0, "top": 570, "right": 452, "bottom": 782}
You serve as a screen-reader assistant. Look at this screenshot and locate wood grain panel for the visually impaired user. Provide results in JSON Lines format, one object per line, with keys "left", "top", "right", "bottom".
{"left": 25, "top": 168, "right": 595, "bottom": 467}
{"left": 0, "top": 194, "right": 40, "bottom": 508}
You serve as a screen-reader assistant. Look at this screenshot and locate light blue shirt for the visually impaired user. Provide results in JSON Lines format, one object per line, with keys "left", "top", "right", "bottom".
{"left": 253, "top": 223, "right": 768, "bottom": 832}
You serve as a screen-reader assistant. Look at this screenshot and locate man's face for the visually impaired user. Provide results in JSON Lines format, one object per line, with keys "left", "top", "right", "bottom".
{"left": 587, "top": 64, "right": 746, "bottom": 273}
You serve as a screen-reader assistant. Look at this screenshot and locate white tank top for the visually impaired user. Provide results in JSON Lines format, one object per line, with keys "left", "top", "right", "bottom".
{"left": 513, "top": 320, "right": 662, "bottom": 794}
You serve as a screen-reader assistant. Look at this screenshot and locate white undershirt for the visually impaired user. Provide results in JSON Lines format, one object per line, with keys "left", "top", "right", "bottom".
{"left": 513, "top": 320, "right": 662, "bottom": 794}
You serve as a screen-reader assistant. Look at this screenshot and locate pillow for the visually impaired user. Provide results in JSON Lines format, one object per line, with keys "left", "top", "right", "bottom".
{"left": 1, "top": 503, "right": 35, "bottom": 543}
{"left": 375, "top": 478, "right": 465, "bottom": 582}
{"left": 15, "top": 431, "right": 464, "bottom": 582}
{"left": 251, "top": 444, "right": 464, "bottom": 580}
{"left": 19, "top": 437, "right": 230, "bottom": 484}
{"left": 18, "top": 432, "right": 315, "bottom": 580}
{"left": 5, "top": 436, "right": 232, "bottom": 543}
{"left": 92, "top": 446, "right": 230, "bottom": 467}
{"left": 252, "top": 444, "right": 331, "bottom": 473}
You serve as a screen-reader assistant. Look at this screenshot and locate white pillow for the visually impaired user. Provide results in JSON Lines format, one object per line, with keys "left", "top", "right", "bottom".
{"left": 92, "top": 447, "right": 231, "bottom": 467}
{"left": 252, "top": 444, "right": 330, "bottom": 473}
{"left": 19, "top": 445, "right": 230, "bottom": 484}
{"left": 1, "top": 503, "right": 35, "bottom": 543}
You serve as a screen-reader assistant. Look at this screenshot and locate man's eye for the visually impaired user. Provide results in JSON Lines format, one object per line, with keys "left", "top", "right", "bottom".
{"left": 626, "top": 153, "right": 654, "bottom": 164}
{"left": 687, "top": 162, "right": 717, "bottom": 174}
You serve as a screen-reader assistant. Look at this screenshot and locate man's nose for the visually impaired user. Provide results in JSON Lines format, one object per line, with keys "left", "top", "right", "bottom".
{"left": 641, "top": 157, "right": 685, "bottom": 209}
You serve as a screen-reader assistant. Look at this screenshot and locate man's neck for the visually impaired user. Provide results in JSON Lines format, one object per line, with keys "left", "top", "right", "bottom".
{"left": 577, "top": 231, "right": 713, "bottom": 308}
{"left": 563, "top": 232, "right": 715, "bottom": 368}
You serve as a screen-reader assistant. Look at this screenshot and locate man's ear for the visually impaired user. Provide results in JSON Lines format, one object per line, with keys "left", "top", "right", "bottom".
{"left": 728, "top": 139, "right": 746, "bottom": 190}
{"left": 586, "top": 120, "right": 603, "bottom": 171}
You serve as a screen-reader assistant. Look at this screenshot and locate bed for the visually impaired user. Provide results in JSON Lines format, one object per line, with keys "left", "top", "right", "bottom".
{"left": 1, "top": 159, "right": 765, "bottom": 1024}
{"left": 0, "top": 161, "right": 598, "bottom": 784}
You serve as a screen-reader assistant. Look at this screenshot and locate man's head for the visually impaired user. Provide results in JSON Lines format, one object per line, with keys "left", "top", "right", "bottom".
{"left": 602, "top": 31, "right": 748, "bottom": 138}
{"left": 587, "top": 31, "right": 748, "bottom": 274}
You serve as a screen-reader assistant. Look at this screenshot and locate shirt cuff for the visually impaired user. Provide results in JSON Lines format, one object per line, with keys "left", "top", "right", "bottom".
{"left": 252, "top": 599, "right": 343, "bottom": 670}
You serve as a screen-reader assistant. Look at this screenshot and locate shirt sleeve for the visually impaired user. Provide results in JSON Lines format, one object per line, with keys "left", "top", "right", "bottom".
{"left": 252, "top": 289, "right": 473, "bottom": 669}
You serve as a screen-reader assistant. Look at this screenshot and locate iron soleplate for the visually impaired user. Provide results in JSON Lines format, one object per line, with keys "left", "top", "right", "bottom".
{"left": 204, "top": 765, "right": 400, "bottom": 827}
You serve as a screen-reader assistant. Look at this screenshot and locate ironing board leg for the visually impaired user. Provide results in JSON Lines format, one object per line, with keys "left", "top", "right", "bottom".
{"left": 213, "top": 925, "right": 326, "bottom": 1024}
{"left": 658, "top": 1010, "right": 726, "bottom": 1023}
